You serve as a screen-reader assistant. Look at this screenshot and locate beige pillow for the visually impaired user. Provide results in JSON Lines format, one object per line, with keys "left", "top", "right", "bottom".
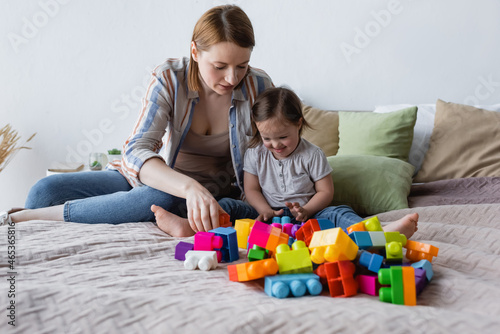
{"left": 414, "top": 99, "right": 500, "bottom": 182}
{"left": 301, "top": 104, "right": 339, "bottom": 156}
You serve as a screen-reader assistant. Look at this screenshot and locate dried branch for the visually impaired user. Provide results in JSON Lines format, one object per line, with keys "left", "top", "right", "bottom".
{"left": 0, "top": 124, "right": 36, "bottom": 172}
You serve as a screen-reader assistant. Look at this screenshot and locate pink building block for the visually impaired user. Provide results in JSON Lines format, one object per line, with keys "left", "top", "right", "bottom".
{"left": 194, "top": 232, "right": 223, "bottom": 262}
{"left": 356, "top": 274, "right": 381, "bottom": 296}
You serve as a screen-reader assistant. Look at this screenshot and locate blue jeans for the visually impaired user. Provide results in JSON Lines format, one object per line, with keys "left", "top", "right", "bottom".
{"left": 218, "top": 198, "right": 362, "bottom": 230}
{"left": 26, "top": 171, "right": 188, "bottom": 224}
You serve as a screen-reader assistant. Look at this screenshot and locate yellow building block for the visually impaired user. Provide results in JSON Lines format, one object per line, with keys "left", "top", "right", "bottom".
{"left": 275, "top": 241, "right": 313, "bottom": 275}
{"left": 234, "top": 219, "right": 255, "bottom": 249}
{"left": 308, "top": 228, "right": 359, "bottom": 264}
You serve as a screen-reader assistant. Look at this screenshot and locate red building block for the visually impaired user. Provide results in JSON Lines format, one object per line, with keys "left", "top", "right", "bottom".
{"left": 405, "top": 240, "right": 439, "bottom": 263}
{"left": 295, "top": 219, "right": 321, "bottom": 246}
{"left": 219, "top": 211, "right": 231, "bottom": 228}
{"left": 315, "top": 261, "right": 358, "bottom": 297}
{"left": 227, "top": 258, "right": 279, "bottom": 282}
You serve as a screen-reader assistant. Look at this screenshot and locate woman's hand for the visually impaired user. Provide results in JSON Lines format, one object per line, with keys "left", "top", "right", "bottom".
{"left": 285, "top": 202, "right": 310, "bottom": 222}
{"left": 185, "top": 181, "right": 224, "bottom": 232}
{"left": 256, "top": 208, "right": 284, "bottom": 223}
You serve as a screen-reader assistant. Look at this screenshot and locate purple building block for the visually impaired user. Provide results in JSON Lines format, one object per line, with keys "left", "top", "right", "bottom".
{"left": 175, "top": 241, "right": 194, "bottom": 261}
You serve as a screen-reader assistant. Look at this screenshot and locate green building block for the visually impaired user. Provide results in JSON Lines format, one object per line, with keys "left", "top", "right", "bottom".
{"left": 378, "top": 266, "right": 404, "bottom": 305}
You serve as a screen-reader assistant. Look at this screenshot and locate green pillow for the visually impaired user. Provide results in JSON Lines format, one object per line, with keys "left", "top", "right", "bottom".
{"left": 328, "top": 155, "right": 415, "bottom": 216}
{"left": 337, "top": 107, "right": 417, "bottom": 162}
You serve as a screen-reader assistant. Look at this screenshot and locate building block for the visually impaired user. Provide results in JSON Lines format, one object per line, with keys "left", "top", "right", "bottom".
{"left": 315, "top": 261, "right": 358, "bottom": 297}
{"left": 378, "top": 266, "right": 405, "bottom": 305}
{"left": 194, "top": 231, "right": 223, "bottom": 262}
{"left": 234, "top": 219, "right": 255, "bottom": 249}
{"left": 411, "top": 259, "right": 434, "bottom": 281}
{"left": 265, "top": 274, "right": 322, "bottom": 298}
{"left": 210, "top": 227, "right": 239, "bottom": 263}
{"left": 295, "top": 219, "right": 321, "bottom": 246}
{"left": 346, "top": 221, "right": 367, "bottom": 234}
{"left": 184, "top": 251, "right": 218, "bottom": 271}
{"left": 402, "top": 266, "right": 417, "bottom": 306}
{"left": 175, "top": 241, "right": 194, "bottom": 261}
{"left": 385, "top": 241, "right": 404, "bottom": 264}
{"left": 356, "top": 274, "right": 381, "bottom": 296}
{"left": 227, "top": 258, "right": 279, "bottom": 282}
{"left": 316, "top": 219, "right": 335, "bottom": 231}
{"left": 362, "top": 216, "right": 383, "bottom": 231}
{"left": 349, "top": 232, "right": 373, "bottom": 249}
{"left": 219, "top": 211, "right": 231, "bottom": 228}
{"left": 405, "top": 240, "right": 439, "bottom": 263}
{"left": 358, "top": 250, "right": 384, "bottom": 273}
{"left": 247, "top": 221, "right": 289, "bottom": 257}
{"left": 275, "top": 241, "right": 313, "bottom": 275}
{"left": 385, "top": 232, "right": 407, "bottom": 247}
{"left": 248, "top": 245, "right": 269, "bottom": 262}
{"left": 308, "top": 228, "right": 359, "bottom": 264}
{"left": 368, "top": 231, "right": 386, "bottom": 248}
{"left": 413, "top": 268, "right": 428, "bottom": 295}
{"left": 290, "top": 223, "right": 302, "bottom": 239}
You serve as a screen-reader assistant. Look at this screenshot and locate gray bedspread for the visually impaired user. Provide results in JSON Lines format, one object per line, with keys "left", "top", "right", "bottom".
{"left": 409, "top": 176, "right": 500, "bottom": 207}
{"left": 1, "top": 203, "right": 500, "bottom": 333}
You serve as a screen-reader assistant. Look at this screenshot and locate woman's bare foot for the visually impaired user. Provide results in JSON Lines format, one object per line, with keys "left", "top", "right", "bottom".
{"left": 151, "top": 205, "right": 195, "bottom": 237}
{"left": 383, "top": 213, "right": 419, "bottom": 239}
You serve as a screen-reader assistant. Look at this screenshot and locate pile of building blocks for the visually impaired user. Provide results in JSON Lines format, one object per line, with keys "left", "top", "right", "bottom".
{"left": 175, "top": 216, "right": 439, "bottom": 306}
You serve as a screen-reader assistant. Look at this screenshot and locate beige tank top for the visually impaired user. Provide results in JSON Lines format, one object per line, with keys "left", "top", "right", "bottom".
{"left": 174, "top": 128, "right": 235, "bottom": 198}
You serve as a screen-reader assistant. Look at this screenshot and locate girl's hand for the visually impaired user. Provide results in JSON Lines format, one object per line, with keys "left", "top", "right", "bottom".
{"left": 285, "top": 202, "right": 310, "bottom": 222}
{"left": 256, "top": 208, "right": 284, "bottom": 223}
{"left": 185, "top": 182, "right": 223, "bottom": 233}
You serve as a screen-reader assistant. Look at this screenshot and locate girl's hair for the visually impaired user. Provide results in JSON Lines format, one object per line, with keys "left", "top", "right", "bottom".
{"left": 188, "top": 5, "right": 255, "bottom": 92}
{"left": 249, "top": 87, "right": 311, "bottom": 147}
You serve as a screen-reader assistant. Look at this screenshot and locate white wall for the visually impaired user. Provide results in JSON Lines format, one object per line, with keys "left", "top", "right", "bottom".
{"left": 1, "top": 0, "right": 500, "bottom": 209}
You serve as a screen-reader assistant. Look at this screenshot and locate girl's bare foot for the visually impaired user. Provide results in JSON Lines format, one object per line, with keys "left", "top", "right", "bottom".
{"left": 151, "top": 205, "right": 195, "bottom": 237}
{"left": 383, "top": 213, "right": 419, "bottom": 239}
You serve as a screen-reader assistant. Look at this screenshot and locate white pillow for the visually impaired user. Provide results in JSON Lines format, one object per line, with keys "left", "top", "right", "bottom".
{"left": 374, "top": 103, "right": 500, "bottom": 176}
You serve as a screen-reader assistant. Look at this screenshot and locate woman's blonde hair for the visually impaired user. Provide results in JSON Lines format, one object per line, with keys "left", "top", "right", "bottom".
{"left": 188, "top": 5, "right": 255, "bottom": 92}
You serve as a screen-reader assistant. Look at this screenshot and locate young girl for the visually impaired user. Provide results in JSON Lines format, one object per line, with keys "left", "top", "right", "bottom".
{"left": 217, "top": 87, "right": 419, "bottom": 238}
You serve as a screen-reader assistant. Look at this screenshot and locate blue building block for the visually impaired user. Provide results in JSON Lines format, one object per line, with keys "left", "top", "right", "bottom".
{"left": 411, "top": 259, "right": 433, "bottom": 281}
{"left": 359, "top": 250, "right": 384, "bottom": 273}
{"left": 317, "top": 218, "right": 335, "bottom": 231}
{"left": 264, "top": 274, "right": 323, "bottom": 298}
{"left": 349, "top": 232, "right": 373, "bottom": 249}
{"left": 209, "top": 227, "right": 239, "bottom": 262}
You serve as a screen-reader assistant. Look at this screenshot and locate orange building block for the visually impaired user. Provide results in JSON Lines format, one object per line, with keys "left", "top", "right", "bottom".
{"left": 405, "top": 240, "right": 439, "bottom": 263}
{"left": 346, "top": 222, "right": 367, "bottom": 234}
{"left": 402, "top": 266, "right": 417, "bottom": 306}
{"left": 228, "top": 258, "right": 279, "bottom": 282}
{"left": 219, "top": 211, "right": 231, "bottom": 228}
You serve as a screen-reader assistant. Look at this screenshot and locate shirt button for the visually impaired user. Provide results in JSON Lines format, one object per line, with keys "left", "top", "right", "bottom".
{"left": 279, "top": 174, "right": 283, "bottom": 177}
{"left": 232, "top": 145, "right": 236, "bottom": 148}
{"left": 230, "top": 123, "right": 234, "bottom": 128}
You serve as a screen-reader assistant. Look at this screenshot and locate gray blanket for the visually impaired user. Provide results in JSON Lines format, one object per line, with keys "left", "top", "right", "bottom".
{"left": 1, "top": 203, "right": 500, "bottom": 333}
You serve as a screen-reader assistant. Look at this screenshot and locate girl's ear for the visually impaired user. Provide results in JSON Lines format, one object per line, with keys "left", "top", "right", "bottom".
{"left": 298, "top": 117, "right": 303, "bottom": 130}
{"left": 191, "top": 41, "right": 199, "bottom": 62}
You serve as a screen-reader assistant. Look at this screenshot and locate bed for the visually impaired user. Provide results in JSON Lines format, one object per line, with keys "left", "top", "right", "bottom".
{"left": 2, "top": 100, "right": 500, "bottom": 333}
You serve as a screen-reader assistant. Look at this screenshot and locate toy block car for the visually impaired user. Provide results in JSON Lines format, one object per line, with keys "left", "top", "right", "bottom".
{"left": 184, "top": 251, "right": 218, "bottom": 271}
{"left": 265, "top": 273, "right": 322, "bottom": 298}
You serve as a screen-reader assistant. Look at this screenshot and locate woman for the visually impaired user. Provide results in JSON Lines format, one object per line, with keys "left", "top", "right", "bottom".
{"left": 4, "top": 5, "right": 273, "bottom": 236}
